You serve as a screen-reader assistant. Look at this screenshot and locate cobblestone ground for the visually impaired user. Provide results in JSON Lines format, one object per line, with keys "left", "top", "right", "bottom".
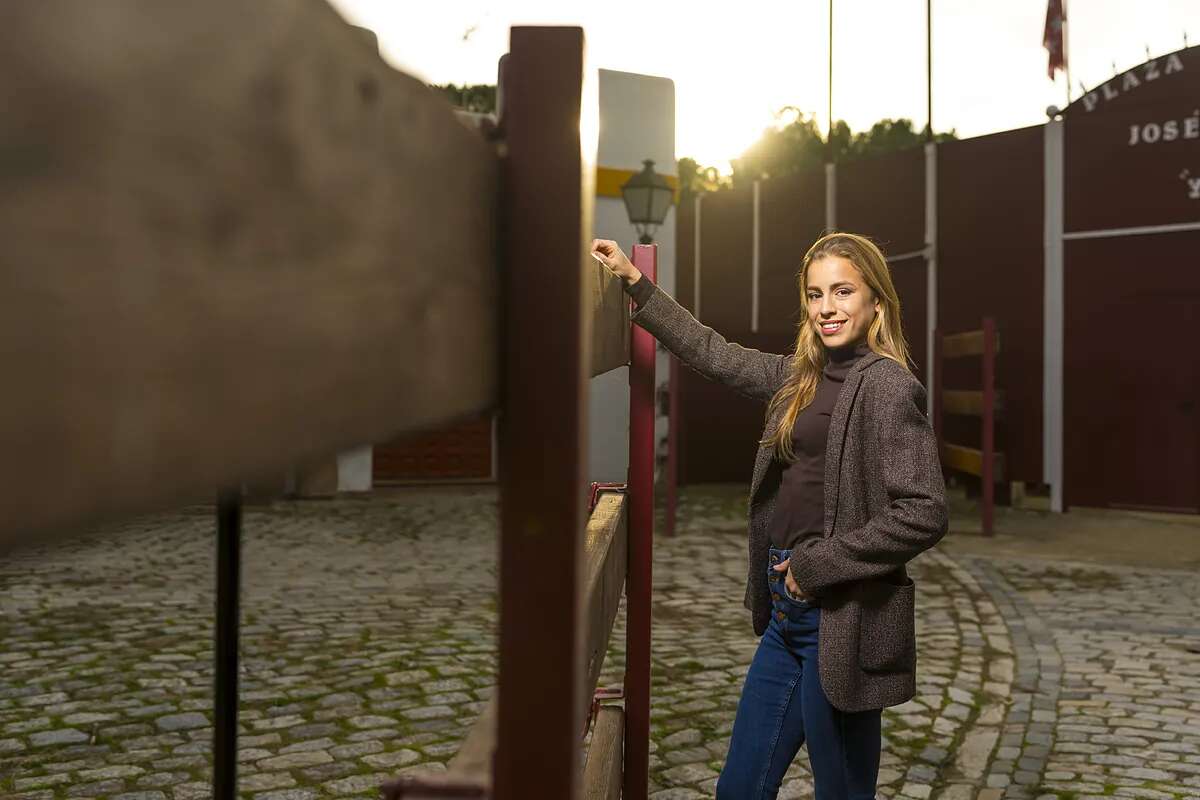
{"left": 2, "top": 486, "right": 1199, "bottom": 800}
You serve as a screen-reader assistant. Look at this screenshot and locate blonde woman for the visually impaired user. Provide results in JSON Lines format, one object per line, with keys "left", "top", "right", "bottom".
{"left": 591, "top": 232, "right": 948, "bottom": 800}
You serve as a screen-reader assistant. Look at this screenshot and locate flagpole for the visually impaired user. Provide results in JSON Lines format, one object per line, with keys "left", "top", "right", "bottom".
{"left": 1063, "top": 0, "right": 1072, "bottom": 106}
{"left": 828, "top": 0, "right": 834, "bottom": 161}
{"left": 926, "top": 0, "right": 932, "bottom": 142}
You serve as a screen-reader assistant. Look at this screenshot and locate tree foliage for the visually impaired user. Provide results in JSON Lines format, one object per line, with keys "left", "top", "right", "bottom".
{"left": 429, "top": 85, "right": 957, "bottom": 198}
{"left": 681, "top": 109, "right": 958, "bottom": 197}
{"left": 431, "top": 83, "right": 496, "bottom": 114}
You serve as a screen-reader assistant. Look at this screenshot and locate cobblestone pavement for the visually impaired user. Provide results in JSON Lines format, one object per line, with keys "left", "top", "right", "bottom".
{"left": 2, "top": 486, "right": 1199, "bottom": 800}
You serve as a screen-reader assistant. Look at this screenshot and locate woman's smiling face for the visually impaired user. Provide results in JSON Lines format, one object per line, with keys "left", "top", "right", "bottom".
{"left": 805, "top": 255, "right": 879, "bottom": 349}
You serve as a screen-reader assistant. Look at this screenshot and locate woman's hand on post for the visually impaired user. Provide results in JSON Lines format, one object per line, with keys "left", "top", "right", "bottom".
{"left": 591, "top": 239, "right": 642, "bottom": 286}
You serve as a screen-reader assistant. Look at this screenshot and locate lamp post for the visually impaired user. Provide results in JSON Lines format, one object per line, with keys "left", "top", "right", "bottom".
{"left": 620, "top": 159, "right": 674, "bottom": 244}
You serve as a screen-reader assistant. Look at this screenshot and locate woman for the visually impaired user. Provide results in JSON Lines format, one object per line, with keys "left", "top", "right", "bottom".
{"left": 591, "top": 232, "right": 948, "bottom": 800}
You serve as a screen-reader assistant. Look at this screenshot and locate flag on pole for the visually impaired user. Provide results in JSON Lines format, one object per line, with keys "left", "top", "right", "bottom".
{"left": 1043, "top": 0, "right": 1067, "bottom": 79}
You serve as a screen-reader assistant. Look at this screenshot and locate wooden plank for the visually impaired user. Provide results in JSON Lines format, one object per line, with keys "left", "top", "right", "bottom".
{"left": 591, "top": 262, "right": 632, "bottom": 377}
{"left": 386, "top": 492, "right": 626, "bottom": 797}
{"left": 384, "top": 492, "right": 625, "bottom": 795}
{"left": 0, "top": 1, "right": 500, "bottom": 545}
{"left": 941, "top": 442, "right": 1006, "bottom": 483}
{"left": 495, "top": 26, "right": 593, "bottom": 800}
{"left": 941, "top": 329, "right": 1003, "bottom": 359}
{"left": 942, "top": 389, "right": 1005, "bottom": 417}
{"left": 582, "top": 492, "right": 629, "bottom": 705}
{"left": 582, "top": 706, "right": 625, "bottom": 800}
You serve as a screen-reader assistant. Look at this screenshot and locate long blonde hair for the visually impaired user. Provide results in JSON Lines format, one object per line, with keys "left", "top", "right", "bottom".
{"left": 759, "top": 232, "right": 913, "bottom": 462}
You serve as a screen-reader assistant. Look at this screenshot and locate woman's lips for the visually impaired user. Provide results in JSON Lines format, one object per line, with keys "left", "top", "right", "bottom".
{"left": 819, "top": 320, "right": 846, "bottom": 334}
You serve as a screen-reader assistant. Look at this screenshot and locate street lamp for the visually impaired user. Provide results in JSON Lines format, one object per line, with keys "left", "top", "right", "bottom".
{"left": 620, "top": 159, "right": 674, "bottom": 245}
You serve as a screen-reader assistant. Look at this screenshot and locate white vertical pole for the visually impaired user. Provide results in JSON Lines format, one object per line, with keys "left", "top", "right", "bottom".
{"left": 1044, "top": 119, "right": 1065, "bottom": 513}
{"left": 694, "top": 194, "right": 703, "bottom": 321}
{"left": 825, "top": 163, "right": 837, "bottom": 232}
{"left": 752, "top": 180, "right": 761, "bottom": 333}
{"left": 924, "top": 142, "right": 938, "bottom": 418}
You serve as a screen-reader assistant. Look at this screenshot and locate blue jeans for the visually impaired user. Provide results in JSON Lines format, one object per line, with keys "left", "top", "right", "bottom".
{"left": 716, "top": 547, "right": 882, "bottom": 799}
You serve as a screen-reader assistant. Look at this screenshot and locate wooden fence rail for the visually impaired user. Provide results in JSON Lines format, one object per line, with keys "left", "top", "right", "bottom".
{"left": 2, "top": 7, "right": 650, "bottom": 800}
{"left": 933, "top": 318, "right": 1003, "bottom": 535}
{"left": 0, "top": 2, "right": 628, "bottom": 548}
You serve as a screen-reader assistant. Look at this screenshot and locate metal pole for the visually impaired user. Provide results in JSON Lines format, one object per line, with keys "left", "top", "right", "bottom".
{"left": 624, "top": 243, "right": 657, "bottom": 800}
{"left": 926, "top": 0, "right": 933, "bottom": 142}
{"left": 982, "top": 318, "right": 996, "bottom": 536}
{"left": 665, "top": 354, "right": 679, "bottom": 538}
{"left": 214, "top": 489, "right": 242, "bottom": 800}
{"left": 827, "top": 0, "right": 834, "bottom": 161}
{"left": 1063, "top": 0, "right": 1072, "bottom": 107}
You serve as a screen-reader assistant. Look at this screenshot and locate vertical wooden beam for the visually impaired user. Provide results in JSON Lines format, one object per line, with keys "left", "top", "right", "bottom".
{"left": 495, "top": 26, "right": 593, "bottom": 800}
{"left": 982, "top": 317, "right": 996, "bottom": 536}
{"left": 624, "top": 244, "right": 657, "bottom": 800}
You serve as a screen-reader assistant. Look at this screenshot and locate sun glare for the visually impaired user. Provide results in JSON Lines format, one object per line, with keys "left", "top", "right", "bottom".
{"left": 674, "top": 82, "right": 790, "bottom": 176}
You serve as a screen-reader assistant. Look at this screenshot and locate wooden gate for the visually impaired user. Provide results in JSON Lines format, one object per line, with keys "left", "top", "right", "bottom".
{"left": 1, "top": 6, "right": 656, "bottom": 798}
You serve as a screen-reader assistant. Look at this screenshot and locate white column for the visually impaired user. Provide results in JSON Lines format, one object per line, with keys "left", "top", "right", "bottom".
{"left": 1043, "top": 119, "right": 1065, "bottom": 513}
{"left": 824, "top": 163, "right": 837, "bottom": 231}
{"left": 751, "top": 180, "right": 761, "bottom": 332}
{"left": 924, "top": 142, "right": 938, "bottom": 416}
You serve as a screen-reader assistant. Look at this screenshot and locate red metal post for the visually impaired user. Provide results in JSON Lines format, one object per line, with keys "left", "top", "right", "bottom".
{"left": 665, "top": 354, "right": 679, "bottom": 537}
{"left": 624, "top": 243, "right": 656, "bottom": 800}
{"left": 494, "top": 27, "right": 590, "bottom": 800}
{"left": 982, "top": 317, "right": 996, "bottom": 536}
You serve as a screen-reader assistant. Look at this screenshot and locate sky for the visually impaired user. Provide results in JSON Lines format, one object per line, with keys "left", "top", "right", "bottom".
{"left": 327, "top": 0, "right": 1199, "bottom": 173}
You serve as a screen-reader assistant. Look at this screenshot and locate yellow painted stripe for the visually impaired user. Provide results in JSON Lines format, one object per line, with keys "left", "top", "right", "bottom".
{"left": 596, "top": 166, "right": 680, "bottom": 203}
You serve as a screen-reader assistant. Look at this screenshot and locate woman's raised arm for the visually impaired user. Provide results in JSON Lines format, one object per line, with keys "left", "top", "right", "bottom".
{"left": 592, "top": 238, "right": 789, "bottom": 403}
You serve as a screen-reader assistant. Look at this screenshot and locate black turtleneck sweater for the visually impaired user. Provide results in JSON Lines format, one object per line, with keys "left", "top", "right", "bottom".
{"left": 766, "top": 338, "right": 869, "bottom": 549}
{"left": 622, "top": 274, "right": 869, "bottom": 550}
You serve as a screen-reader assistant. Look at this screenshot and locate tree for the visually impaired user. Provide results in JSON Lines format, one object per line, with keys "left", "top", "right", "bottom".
{"left": 678, "top": 157, "right": 733, "bottom": 195}
{"left": 431, "top": 83, "right": 496, "bottom": 114}
{"left": 683, "top": 109, "right": 957, "bottom": 197}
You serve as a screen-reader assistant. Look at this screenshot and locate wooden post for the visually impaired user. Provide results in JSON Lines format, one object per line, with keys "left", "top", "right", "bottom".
{"left": 494, "top": 26, "right": 592, "bottom": 800}
{"left": 624, "top": 243, "right": 656, "bottom": 800}
{"left": 982, "top": 317, "right": 996, "bottom": 536}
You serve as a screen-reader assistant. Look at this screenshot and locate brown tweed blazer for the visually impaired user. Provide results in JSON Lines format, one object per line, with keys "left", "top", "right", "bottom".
{"left": 629, "top": 280, "right": 948, "bottom": 713}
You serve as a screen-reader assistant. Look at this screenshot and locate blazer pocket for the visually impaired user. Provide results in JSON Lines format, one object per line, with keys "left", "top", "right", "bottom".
{"left": 857, "top": 577, "right": 916, "bottom": 673}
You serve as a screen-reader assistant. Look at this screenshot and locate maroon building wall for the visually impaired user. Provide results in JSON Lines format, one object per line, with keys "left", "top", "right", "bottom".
{"left": 937, "top": 126, "right": 1045, "bottom": 487}
{"left": 837, "top": 148, "right": 928, "bottom": 382}
{"left": 674, "top": 190, "right": 798, "bottom": 483}
{"left": 1061, "top": 45, "right": 1200, "bottom": 511}
{"left": 759, "top": 166, "right": 828, "bottom": 334}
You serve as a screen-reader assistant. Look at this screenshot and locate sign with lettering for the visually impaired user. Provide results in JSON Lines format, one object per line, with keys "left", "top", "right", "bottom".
{"left": 1078, "top": 53, "right": 1185, "bottom": 113}
{"left": 1065, "top": 47, "right": 1200, "bottom": 231}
